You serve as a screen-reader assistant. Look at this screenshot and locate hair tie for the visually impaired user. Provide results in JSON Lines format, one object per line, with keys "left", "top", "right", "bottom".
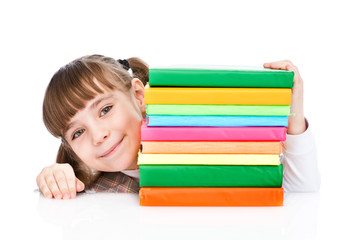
{"left": 117, "top": 59, "right": 130, "bottom": 70}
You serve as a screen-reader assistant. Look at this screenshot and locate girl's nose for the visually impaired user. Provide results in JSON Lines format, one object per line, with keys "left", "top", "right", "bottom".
{"left": 92, "top": 127, "right": 110, "bottom": 145}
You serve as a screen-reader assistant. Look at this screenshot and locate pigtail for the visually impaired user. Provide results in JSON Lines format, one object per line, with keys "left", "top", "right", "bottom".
{"left": 127, "top": 57, "right": 149, "bottom": 86}
{"left": 56, "top": 141, "right": 101, "bottom": 189}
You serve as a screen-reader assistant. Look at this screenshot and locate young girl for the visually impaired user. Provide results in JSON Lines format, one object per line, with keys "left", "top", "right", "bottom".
{"left": 36, "top": 55, "right": 320, "bottom": 199}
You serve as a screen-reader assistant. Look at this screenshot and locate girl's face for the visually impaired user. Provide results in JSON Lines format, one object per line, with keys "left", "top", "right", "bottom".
{"left": 64, "top": 78, "right": 146, "bottom": 172}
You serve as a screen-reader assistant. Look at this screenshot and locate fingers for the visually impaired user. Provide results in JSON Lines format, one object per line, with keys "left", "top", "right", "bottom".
{"left": 37, "top": 167, "right": 61, "bottom": 199}
{"left": 36, "top": 163, "right": 83, "bottom": 199}
{"left": 263, "top": 60, "right": 303, "bottom": 85}
{"left": 62, "top": 164, "right": 77, "bottom": 198}
{"left": 263, "top": 60, "right": 294, "bottom": 70}
{"left": 46, "top": 173, "right": 63, "bottom": 199}
{"left": 76, "top": 178, "right": 85, "bottom": 192}
{"left": 54, "top": 169, "right": 71, "bottom": 199}
{"left": 36, "top": 175, "right": 53, "bottom": 199}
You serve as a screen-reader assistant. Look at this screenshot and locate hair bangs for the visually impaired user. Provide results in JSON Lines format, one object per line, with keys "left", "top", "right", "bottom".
{"left": 43, "top": 61, "right": 118, "bottom": 137}
{"left": 43, "top": 55, "right": 134, "bottom": 138}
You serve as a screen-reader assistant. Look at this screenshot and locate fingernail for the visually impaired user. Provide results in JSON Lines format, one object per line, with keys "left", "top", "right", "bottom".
{"left": 71, "top": 192, "right": 76, "bottom": 199}
{"left": 46, "top": 194, "right": 52, "bottom": 199}
{"left": 63, "top": 193, "right": 70, "bottom": 199}
{"left": 55, "top": 194, "right": 62, "bottom": 199}
{"left": 77, "top": 183, "right": 84, "bottom": 190}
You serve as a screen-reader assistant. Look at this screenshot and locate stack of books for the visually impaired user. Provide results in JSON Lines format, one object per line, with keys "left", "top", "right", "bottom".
{"left": 138, "top": 66, "right": 293, "bottom": 206}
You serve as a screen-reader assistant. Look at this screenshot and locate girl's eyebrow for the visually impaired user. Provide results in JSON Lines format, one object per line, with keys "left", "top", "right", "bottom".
{"left": 89, "top": 93, "right": 115, "bottom": 111}
{"left": 64, "top": 93, "right": 115, "bottom": 135}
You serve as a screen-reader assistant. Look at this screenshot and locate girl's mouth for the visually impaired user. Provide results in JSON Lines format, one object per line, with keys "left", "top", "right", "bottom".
{"left": 100, "top": 137, "right": 124, "bottom": 158}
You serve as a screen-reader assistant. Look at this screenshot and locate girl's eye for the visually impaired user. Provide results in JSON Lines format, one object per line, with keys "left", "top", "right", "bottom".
{"left": 100, "top": 105, "right": 112, "bottom": 117}
{"left": 72, "top": 129, "right": 85, "bottom": 140}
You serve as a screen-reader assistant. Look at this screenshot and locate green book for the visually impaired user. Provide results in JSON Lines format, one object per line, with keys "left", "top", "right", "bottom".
{"left": 139, "top": 164, "right": 283, "bottom": 187}
{"left": 149, "top": 66, "right": 294, "bottom": 88}
{"left": 146, "top": 104, "right": 290, "bottom": 116}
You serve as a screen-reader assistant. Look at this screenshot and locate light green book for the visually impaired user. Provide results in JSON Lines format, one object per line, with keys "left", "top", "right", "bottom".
{"left": 146, "top": 104, "right": 290, "bottom": 116}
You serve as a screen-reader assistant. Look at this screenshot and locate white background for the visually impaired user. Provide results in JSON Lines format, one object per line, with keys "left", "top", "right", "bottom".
{"left": 1, "top": 0, "right": 336, "bottom": 239}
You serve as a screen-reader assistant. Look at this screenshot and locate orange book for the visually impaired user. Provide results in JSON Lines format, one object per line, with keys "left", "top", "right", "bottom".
{"left": 139, "top": 187, "right": 284, "bottom": 206}
{"left": 141, "top": 141, "right": 282, "bottom": 154}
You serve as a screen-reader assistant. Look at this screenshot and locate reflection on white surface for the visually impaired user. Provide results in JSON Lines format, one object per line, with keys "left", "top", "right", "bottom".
{"left": 36, "top": 191, "right": 321, "bottom": 240}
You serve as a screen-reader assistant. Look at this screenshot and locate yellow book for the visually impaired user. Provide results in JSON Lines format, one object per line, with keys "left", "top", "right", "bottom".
{"left": 138, "top": 153, "right": 280, "bottom": 165}
{"left": 144, "top": 87, "right": 291, "bottom": 105}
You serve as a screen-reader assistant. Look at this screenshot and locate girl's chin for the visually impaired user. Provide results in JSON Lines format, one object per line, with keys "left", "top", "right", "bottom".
{"left": 98, "top": 148, "right": 139, "bottom": 171}
{"left": 122, "top": 161, "right": 139, "bottom": 170}
{"left": 101, "top": 161, "right": 138, "bottom": 172}
{"left": 124, "top": 166, "right": 139, "bottom": 170}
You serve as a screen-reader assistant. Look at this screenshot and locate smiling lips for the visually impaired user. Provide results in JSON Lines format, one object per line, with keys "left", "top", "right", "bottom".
{"left": 100, "top": 138, "right": 124, "bottom": 158}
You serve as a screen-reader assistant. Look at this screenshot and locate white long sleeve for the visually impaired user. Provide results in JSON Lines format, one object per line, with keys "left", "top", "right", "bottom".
{"left": 282, "top": 119, "right": 321, "bottom": 192}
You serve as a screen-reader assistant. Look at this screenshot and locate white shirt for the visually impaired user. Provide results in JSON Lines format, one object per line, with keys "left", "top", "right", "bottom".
{"left": 282, "top": 120, "right": 321, "bottom": 192}
{"left": 121, "top": 169, "right": 140, "bottom": 182}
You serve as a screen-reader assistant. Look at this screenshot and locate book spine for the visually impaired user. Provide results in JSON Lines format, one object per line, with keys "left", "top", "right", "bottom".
{"left": 146, "top": 115, "right": 288, "bottom": 127}
{"left": 145, "top": 88, "right": 292, "bottom": 105}
{"left": 149, "top": 69, "right": 294, "bottom": 88}
{"left": 141, "top": 125, "right": 287, "bottom": 141}
{"left": 140, "top": 141, "right": 282, "bottom": 154}
{"left": 139, "top": 164, "right": 283, "bottom": 187}
{"left": 146, "top": 104, "right": 291, "bottom": 116}
{"left": 137, "top": 153, "right": 281, "bottom": 165}
{"left": 139, "top": 187, "right": 284, "bottom": 206}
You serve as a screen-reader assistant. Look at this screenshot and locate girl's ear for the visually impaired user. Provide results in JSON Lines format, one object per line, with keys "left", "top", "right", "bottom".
{"left": 131, "top": 78, "right": 146, "bottom": 116}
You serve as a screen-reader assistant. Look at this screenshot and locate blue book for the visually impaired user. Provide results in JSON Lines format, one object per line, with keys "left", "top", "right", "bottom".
{"left": 146, "top": 115, "right": 288, "bottom": 127}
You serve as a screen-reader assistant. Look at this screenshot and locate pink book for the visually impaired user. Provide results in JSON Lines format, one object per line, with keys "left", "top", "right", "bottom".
{"left": 141, "top": 122, "right": 286, "bottom": 141}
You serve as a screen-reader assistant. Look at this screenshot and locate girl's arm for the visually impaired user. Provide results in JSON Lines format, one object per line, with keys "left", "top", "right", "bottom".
{"left": 264, "top": 60, "right": 321, "bottom": 192}
{"left": 263, "top": 60, "right": 306, "bottom": 135}
{"left": 282, "top": 120, "right": 321, "bottom": 192}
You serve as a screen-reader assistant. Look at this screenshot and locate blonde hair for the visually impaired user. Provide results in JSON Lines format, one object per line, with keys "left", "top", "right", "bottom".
{"left": 43, "top": 54, "right": 149, "bottom": 188}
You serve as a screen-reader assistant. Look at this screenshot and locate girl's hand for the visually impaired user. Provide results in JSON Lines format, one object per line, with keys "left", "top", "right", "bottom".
{"left": 263, "top": 60, "right": 306, "bottom": 135}
{"left": 36, "top": 163, "right": 85, "bottom": 199}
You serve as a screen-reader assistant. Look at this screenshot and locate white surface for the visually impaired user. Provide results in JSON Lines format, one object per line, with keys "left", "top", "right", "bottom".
{"left": 1, "top": 0, "right": 337, "bottom": 239}
{"left": 2, "top": 191, "right": 334, "bottom": 240}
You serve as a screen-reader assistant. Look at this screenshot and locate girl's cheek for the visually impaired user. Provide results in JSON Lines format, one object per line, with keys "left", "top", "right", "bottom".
{"left": 72, "top": 141, "right": 87, "bottom": 160}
